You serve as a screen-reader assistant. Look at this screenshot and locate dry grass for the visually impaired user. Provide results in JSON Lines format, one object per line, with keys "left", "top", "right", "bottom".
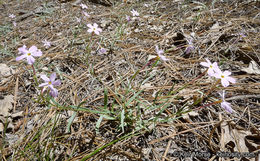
{"left": 0, "top": 0, "right": 260, "bottom": 160}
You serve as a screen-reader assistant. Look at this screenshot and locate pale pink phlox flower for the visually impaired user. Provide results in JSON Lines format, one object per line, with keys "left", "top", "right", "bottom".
{"left": 200, "top": 58, "right": 218, "bottom": 76}
{"left": 155, "top": 45, "right": 169, "bottom": 61}
{"left": 80, "top": 3, "right": 88, "bottom": 9}
{"left": 219, "top": 90, "right": 233, "bottom": 113}
{"left": 213, "top": 67, "right": 236, "bottom": 87}
{"left": 82, "top": 11, "right": 90, "bottom": 17}
{"left": 39, "top": 73, "right": 61, "bottom": 97}
{"left": 9, "top": 14, "right": 15, "bottom": 19}
{"left": 87, "top": 23, "right": 102, "bottom": 35}
{"left": 99, "top": 48, "right": 107, "bottom": 54}
{"left": 16, "top": 45, "right": 42, "bottom": 65}
{"left": 185, "top": 38, "right": 195, "bottom": 54}
{"left": 126, "top": 15, "right": 131, "bottom": 22}
{"left": 131, "top": 9, "right": 139, "bottom": 17}
{"left": 239, "top": 32, "right": 246, "bottom": 40}
{"left": 42, "top": 40, "right": 51, "bottom": 48}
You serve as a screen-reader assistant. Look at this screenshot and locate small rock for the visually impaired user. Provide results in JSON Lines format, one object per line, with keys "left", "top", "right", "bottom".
{"left": 11, "top": 111, "right": 23, "bottom": 119}
{"left": 0, "top": 64, "right": 14, "bottom": 85}
{"left": 0, "top": 95, "right": 14, "bottom": 117}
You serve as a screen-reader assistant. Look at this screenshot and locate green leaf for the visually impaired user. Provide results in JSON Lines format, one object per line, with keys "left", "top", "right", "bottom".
{"left": 96, "top": 115, "right": 104, "bottom": 133}
{"left": 103, "top": 115, "right": 116, "bottom": 120}
{"left": 125, "top": 90, "right": 143, "bottom": 107}
{"left": 66, "top": 111, "right": 77, "bottom": 133}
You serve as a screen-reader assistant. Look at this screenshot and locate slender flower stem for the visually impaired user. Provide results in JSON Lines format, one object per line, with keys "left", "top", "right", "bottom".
{"left": 85, "top": 32, "right": 94, "bottom": 65}
{"left": 130, "top": 57, "right": 159, "bottom": 82}
{"left": 31, "top": 64, "right": 39, "bottom": 86}
{"left": 191, "top": 78, "right": 221, "bottom": 106}
{"left": 193, "top": 100, "right": 222, "bottom": 111}
{"left": 204, "top": 79, "right": 221, "bottom": 98}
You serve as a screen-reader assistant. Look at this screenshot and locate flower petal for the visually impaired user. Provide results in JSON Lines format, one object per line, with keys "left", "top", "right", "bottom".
{"left": 50, "top": 73, "right": 56, "bottom": 82}
{"left": 48, "top": 84, "right": 55, "bottom": 91}
{"left": 213, "top": 66, "right": 222, "bottom": 74}
{"left": 53, "top": 80, "right": 61, "bottom": 86}
{"left": 87, "top": 28, "right": 93, "bottom": 33}
{"left": 39, "top": 82, "right": 49, "bottom": 87}
{"left": 223, "top": 70, "right": 231, "bottom": 76}
{"left": 93, "top": 23, "right": 98, "bottom": 28}
{"left": 32, "top": 49, "right": 42, "bottom": 57}
{"left": 221, "top": 79, "right": 230, "bottom": 87}
{"left": 50, "top": 88, "right": 58, "bottom": 97}
{"left": 40, "top": 75, "right": 50, "bottom": 82}
{"left": 221, "top": 101, "right": 232, "bottom": 113}
{"left": 29, "top": 46, "right": 38, "bottom": 53}
{"left": 205, "top": 58, "right": 211, "bottom": 64}
{"left": 159, "top": 54, "right": 169, "bottom": 61}
{"left": 16, "top": 54, "right": 27, "bottom": 61}
{"left": 97, "top": 28, "right": 102, "bottom": 32}
{"left": 27, "top": 56, "right": 35, "bottom": 65}
{"left": 227, "top": 76, "right": 236, "bottom": 84}
{"left": 207, "top": 68, "right": 215, "bottom": 76}
{"left": 18, "top": 45, "right": 28, "bottom": 54}
{"left": 212, "top": 62, "right": 218, "bottom": 68}
{"left": 200, "top": 62, "right": 209, "bottom": 67}
{"left": 94, "top": 30, "right": 100, "bottom": 35}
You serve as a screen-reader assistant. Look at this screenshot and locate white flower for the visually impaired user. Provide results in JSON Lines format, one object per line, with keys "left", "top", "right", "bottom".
{"left": 155, "top": 45, "right": 169, "bottom": 61}
{"left": 213, "top": 67, "right": 236, "bottom": 87}
{"left": 9, "top": 14, "right": 15, "bottom": 19}
{"left": 80, "top": 3, "right": 88, "bottom": 9}
{"left": 82, "top": 11, "right": 90, "bottom": 17}
{"left": 131, "top": 9, "right": 139, "bottom": 17}
{"left": 39, "top": 73, "right": 61, "bottom": 97}
{"left": 99, "top": 48, "right": 107, "bottom": 54}
{"left": 219, "top": 91, "right": 233, "bottom": 113}
{"left": 42, "top": 40, "right": 51, "bottom": 48}
{"left": 126, "top": 15, "right": 131, "bottom": 22}
{"left": 16, "top": 45, "right": 42, "bottom": 65}
{"left": 200, "top": 58, "right": 219, "bottom": 76}
{"left": 87, "top": 23, "right": 102, "bottom": 35}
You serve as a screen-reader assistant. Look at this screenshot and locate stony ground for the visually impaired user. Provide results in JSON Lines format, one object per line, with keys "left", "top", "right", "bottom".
{"left": 0, "top": 0, "right": 260, "bottom": 160}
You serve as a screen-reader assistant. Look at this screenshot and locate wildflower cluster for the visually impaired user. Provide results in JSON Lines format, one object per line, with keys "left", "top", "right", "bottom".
{"left": 126, "top": 9, "right": 140, "bottom": 22}
{"left": 16, "top": 45, "right": 61, "bottom": 97}
{"left": 200, "top": 59, "right": 236, "bottom": 87}
{"left": 201, "top": 58, "right": 236, "bottom": 113}
{"left": 9, "top": 13, "right": 16, "bottom": 26}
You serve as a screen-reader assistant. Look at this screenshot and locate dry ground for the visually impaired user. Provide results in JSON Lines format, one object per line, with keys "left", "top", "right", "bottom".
{"left": 0, "top": 0, "right": 260, "bottom": 160}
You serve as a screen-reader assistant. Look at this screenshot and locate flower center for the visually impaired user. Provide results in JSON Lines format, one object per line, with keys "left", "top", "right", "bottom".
{"left": 27, "top": 53, "right": 31, "bottom": 56}
{"left": 221, "top": 75, "right": 225, "bottom": 78}
{"left": 209, "top": 65, "right": 213, "bottom": 68}
{"left": 48, "top": 81, "right": 52, "bottom": 85}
